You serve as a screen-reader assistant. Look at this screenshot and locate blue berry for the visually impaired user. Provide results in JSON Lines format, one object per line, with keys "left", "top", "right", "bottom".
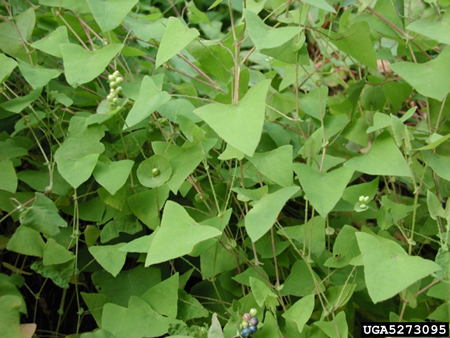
{"left": 249, "top": 317, "right": 258, "bottom": 326}
{"left": 249, "top": 325, "right": 257, "bottom": 333}
{"left": 240, "top": 327, "right": 252, "bottom": 337}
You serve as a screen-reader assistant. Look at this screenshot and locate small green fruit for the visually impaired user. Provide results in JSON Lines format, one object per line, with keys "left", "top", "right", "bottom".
{"left": 152, "top": 168, "right": 160, "bottom": 177}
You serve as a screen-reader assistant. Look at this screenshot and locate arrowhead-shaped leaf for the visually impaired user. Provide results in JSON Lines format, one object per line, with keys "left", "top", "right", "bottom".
{"left": 145, "top": 201, "right": 222, "bottom": 266}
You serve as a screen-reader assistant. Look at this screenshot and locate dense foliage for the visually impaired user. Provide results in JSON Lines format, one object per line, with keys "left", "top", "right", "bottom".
{"left": 1, "top": 0, "right": 450, "bottom": 337}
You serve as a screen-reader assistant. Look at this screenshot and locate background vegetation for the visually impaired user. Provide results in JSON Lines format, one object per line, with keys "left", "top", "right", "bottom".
{"left": 1, "top": 0, "right": 450, "bottom": 337}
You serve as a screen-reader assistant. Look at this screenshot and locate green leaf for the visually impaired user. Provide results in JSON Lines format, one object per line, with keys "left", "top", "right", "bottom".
{"left": 127, "top": 187, "right": 168, "bottom": 229}
{"left": 177, "top": 289, "right": 209, "bottom": 321}
{"left": 120, "top": 234, "right": 154, "bottom": 253}
{"left": 153, "top": 141, "right": 212, "bottom": 194}
{"left": 0, "top": 53, "right": 18, "bottom": 83}
{"left": 0, "top": 8, "right": 35, "bottom": 61}
{"left": 428, "top": 153, "right": 450, "bottom": 181}
{"left": 145, "top": 201, "right": 222, "bottom": 266}
{"left": 87, "top": 0, "right": 139, "bottom": 32}
{"left": 245, "top": 186, "right": 299, "bottom": 242}
{"left": 30, "top": 26, "right": 69, "bottom": 58}
{"left": 249, "top": 145, "right": 293, "bottom": 187}
{"left": 282, "top": 294, "right": 315, "bottom": 333}
{"left": 299, "top": 86, "right": 329, "bottom": 120}
{"left": 250, "top": 277, "right": 278, "bottom": 308}
{"left": 0, "top": 88, "right": 42, "bottom": 113}
{"left": 155, "top": 17, "right": 199, "bottom": 69}
{"left": 0, "top": 140, "right": 27, "bottom": 161}
{"left": 331, "top": 21, "right": 377, "bottom": 69}
{"left": 43, "top": 238, "right": 75, "bottom": 266}
{"left": 301, "top": 0, "right": 335, "bottom": 12}
{"left": 344, "top": 131, "right": 411, "bottom": 177}
{"left": 281, "top": 260, "right": 325, "bottom": 297}
{"left": 390, "top": 46, "right": 450, "bottom": 101}
{"left": 314, "top": 311, "right": 348, "bottom": 338}
{"left": 20, "top": 193, "right": 67, "bottom": 237}
{"left": 100, "top": 215, "right": 142, "bottom": 243}
{"left": 258, "top": 311, "right": 281, "bottom": 338}
{"left": 92, "top": 265, "right": 161, "bottom": 307}
{"left": 295, "top": 164, "right": 354, "bottom": 218}
{"left": 39, "top": 0, "right": 91, "bottom": 13}
{"left": 356, "top": 232, "right": 441, "bottom": 303}
{"left": 7, "top": 226, "right": 45, "bottom": 257}
{"left": 89, "top": 243, "right": 127, "bottom": 277}
{"left": 194, "top": 80, "right": 271, "bottom": 157}
{"left": 407, "top": 10, "right": 450, "bottom": 45}
{"left": 0, "top": 295, "right": 22, "bottom": 338}
{"left": 0, "top": 161, "right": 17, "bottom": 193}
{"left": 17, "top": 59, "right": 62, "bottom": 89}
{"left": 140, "top": 273, "right": 179, "bottom": 318}
{"left": 93, "top": 160, "right": 134, "bottom": 195}
{"left": 244, "top": 9, "right": 302, "bottom": 49}
{"left": 278, "top": 216, "right": 325, "bottom": 257}
{"left": 30, "top": 259, "right": 74, "bottom": 289}
{"left": 102, "top": 296, "right": 179, "bottom": 338}
{"left": 324, "top": 225, "right": 361, "bottom": 268}
{"left": 198, "top": 236, "right": 232, "bottom": 273}
{"left": 60, "top": 43, "right": 123, "bottom": 87}
{"left": 80, "top": 329, "right": 115, "bottom": 338}
{"left": 137, "top": 155, "right": 172, "bottom": 188}
{"left": 123, "top": 76, "right": 171, "bottom": 129}
{"left": 208, "top": 313, "right": 224, "bottom": 338}
{"left": 80, "top": 292, "right": 111, "bottom": 327}
{"left": 55, "top": 118, "right": 105, "bottom": 189}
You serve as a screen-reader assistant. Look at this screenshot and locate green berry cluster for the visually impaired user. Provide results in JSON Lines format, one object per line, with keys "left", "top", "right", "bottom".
{"left": 107, "top": 70, "right": 123, "bottom": 107}
{"left": 240, "top": 308, "right": 258, "bottom": 337}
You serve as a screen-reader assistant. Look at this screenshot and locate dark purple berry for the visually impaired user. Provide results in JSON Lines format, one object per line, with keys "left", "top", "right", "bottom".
{"left": 249, "top": 325, "right": 257, "bottom": 333}
{"left": 242, "top": 313, "right": 251, "bottom": 322}
{"left": 249, "top": 317, "right": 258, "bottom": 326}
{"left": 240, "top": 327, "right": 252, "bottom": 337}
